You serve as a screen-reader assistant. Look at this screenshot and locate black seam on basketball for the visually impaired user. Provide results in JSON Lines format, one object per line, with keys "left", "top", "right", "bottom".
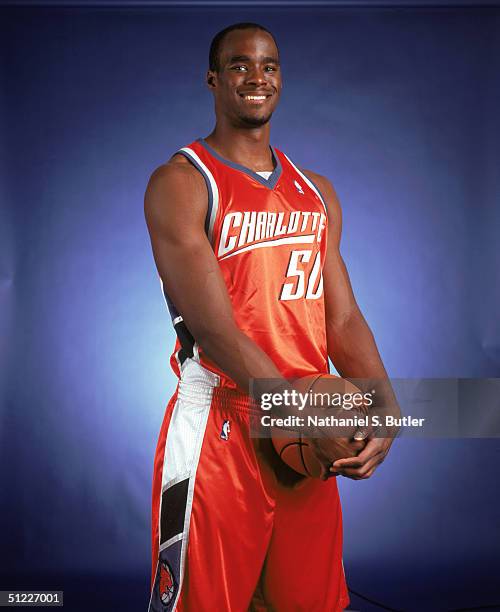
{"left": 306, "top": 373, "right": 324, "bottom": 393}
{"left": 278, "top": 441, "right": 308, "bottom": 457}
{"left": 298, "top": 374, "right": 323, "bottom": 477}
{"left": 278, "top": 374, "right": 325, "bottom": 478}
{"left": 298, "top": 433, "right": 312, "bottom": 476}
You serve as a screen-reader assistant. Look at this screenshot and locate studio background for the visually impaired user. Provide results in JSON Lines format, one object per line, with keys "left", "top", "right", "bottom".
{"left": 1, "top": 2, "right": 499, "bottom": 610}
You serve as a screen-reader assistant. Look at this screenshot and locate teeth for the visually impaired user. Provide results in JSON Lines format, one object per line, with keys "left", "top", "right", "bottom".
{"left": 244, "top": 95, "right": 267, "bottom": 100}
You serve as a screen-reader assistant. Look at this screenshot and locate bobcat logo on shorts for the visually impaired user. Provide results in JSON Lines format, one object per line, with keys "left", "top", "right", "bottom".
{"left": 220, "top": 420, "right": 231, "bottom": 441}
{"left": 159, "top": 560, "right": 175, "bottom": 606}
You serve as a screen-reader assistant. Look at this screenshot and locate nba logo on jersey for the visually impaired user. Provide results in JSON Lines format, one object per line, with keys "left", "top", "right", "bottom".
{"left": 294, "top": 179, "right": 304, "bottom": 194}
{"left": 167, "top": 138, "right": 330, "bottom": 389}
{"left": 220, "top": 420, "right": 231, "bottom": 441}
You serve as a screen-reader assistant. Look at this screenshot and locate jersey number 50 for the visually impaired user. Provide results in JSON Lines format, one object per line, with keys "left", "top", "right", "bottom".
{"left": 279, "top": 249, "right": 323, "bottom": 301}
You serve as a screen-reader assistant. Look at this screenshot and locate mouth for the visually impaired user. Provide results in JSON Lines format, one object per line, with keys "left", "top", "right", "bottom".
{"left": 238, "top": 92, "right": 273, "bottom": 104}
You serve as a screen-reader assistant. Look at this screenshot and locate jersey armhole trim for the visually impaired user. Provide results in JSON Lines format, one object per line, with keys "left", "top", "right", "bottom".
{"left": 282, "top": 152, "right": 328, "bottom": 216}
{"left": 176, "top": 147, "right": 220, "bottom": 244}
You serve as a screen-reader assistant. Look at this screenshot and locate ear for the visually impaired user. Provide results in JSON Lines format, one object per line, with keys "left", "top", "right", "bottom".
{"left": 206, "top": 70, "right": 217, "bottom": 89}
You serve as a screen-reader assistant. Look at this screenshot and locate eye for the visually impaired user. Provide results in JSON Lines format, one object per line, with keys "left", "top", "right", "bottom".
{"left": 264, "top": 65, "right": 277, "bottom": 72}
{"left": 231, "top": 65, "right": 248, "bottom": 71}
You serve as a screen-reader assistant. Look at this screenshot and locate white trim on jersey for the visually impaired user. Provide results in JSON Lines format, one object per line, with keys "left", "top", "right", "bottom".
{"left": 179, "top": 146, "right": 220, "bottom": 245}
{"left": 159, "top": 276, "right": 169, "bottom": 309}
{"left": 282, "top": 153, "right": 328, "bottom": 215}
{"left": 219, "top": 233, "right": 315, "bottom": 261}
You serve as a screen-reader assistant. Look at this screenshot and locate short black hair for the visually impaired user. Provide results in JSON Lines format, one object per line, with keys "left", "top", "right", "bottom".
{"left": 209, "top": 22, "right": 278, "bottom": 73}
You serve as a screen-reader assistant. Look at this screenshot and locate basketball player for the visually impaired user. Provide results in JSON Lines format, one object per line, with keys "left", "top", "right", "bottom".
{"left": 144, "top": 22, "right": 397, "bottom": 612}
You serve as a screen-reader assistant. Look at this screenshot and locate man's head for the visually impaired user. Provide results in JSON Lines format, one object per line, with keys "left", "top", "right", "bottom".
{"left": 207, "top": 23, "right": 282, "bottom": 128}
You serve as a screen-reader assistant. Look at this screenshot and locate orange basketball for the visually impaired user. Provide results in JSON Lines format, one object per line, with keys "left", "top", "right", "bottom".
{"left": 271, "top": 374, "right": 368, "bottom": 478}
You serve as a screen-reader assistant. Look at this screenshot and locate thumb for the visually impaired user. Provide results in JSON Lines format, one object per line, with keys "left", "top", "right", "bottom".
{"left": 354, "top": 428, "right": 370, "bottom": 441}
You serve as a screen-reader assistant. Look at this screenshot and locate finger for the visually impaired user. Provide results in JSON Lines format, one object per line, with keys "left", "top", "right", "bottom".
{"left": 349, "top": 439, "right": 366, "bottom": 453}
{"left": 356, "top": 460, "right": 381, "bottom": 480}
{"left": 332, "top": 438, "right": 381, "bottom": 468}
{"left": 353, "top": 429, "right": 368, "bottom": 441}
{"left": 332, "top": 450, "right": 385, "bottom": 475}
{"left": 364, "top": 465, "right": 378, "bottom": 479}
{"left": 350, "top": 405, "right": 376, "bottom": 440}
{"left": 333, "top": 451, "right": 385, "bottom": 479}
{"left": 321, "top": 469, "right": 338, "bottom": 481}
{"left": 353, "top": 424, "right": 373, "bottom": 441}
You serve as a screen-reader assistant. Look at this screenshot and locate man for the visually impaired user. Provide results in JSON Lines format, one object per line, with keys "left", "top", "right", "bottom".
{"left": 145, "top": 22, "right": 396, "bottom": 611}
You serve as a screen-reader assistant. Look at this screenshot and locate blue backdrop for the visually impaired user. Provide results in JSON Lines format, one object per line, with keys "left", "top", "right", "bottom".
{"left": 1, "top": 3, "right": 499, "bottom": 611}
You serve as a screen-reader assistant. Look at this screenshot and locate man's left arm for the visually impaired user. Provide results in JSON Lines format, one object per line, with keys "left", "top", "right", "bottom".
{"left": 304, "top": 170, "right": 400, "bottom": 480}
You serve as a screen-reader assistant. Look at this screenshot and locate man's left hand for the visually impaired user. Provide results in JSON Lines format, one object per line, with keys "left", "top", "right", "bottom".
{"left": 329, "top": 437, "right": 394, "bottom": 480}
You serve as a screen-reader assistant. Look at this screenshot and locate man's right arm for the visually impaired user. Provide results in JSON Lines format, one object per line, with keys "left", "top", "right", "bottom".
{"left": 144, "top": 156, "right": 284, "bottom": 395}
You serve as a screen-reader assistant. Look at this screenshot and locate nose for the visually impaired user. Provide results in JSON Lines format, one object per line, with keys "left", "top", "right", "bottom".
{"left": 245, "top": 65, "right": 267, "bottom": 86}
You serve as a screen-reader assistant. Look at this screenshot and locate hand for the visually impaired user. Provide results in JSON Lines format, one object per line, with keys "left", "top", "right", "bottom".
{"left": 329, "top": 436, "right": 394, "bottom": 480}
{"left": 305, "top": 405, "right": 372, "bottom": 481}
{"left": 308, "top": 434, "right": 367, "bottom": 481}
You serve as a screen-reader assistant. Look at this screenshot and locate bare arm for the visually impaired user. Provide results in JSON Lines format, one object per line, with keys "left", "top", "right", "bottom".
{"left": 144, "top": 156, "right": 284, "bottom": 395}
{"left": 306, "top": 172, "right": 388, "bottom": 379}
{"left": 304, "top": 170, "right": 400, "bottom": 478}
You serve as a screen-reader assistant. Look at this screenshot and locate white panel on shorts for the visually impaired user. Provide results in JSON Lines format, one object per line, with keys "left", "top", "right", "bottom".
{"left": 161, "top": 359, "right": 219, "bottom": 491}
{"left": 156, "top": 359, "right": 220, "bottom": 610}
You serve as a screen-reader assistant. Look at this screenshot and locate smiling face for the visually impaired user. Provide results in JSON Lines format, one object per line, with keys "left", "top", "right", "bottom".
{"left": 207, "top": 28, "right": 282, "bottom": 128}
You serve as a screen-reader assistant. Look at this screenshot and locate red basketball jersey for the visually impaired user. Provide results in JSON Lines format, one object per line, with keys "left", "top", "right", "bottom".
{"left": 162, "top": 138, "right": 330, "bottom": 389}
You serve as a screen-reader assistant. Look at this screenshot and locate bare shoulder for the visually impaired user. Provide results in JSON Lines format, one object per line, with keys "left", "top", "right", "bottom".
{"left": 146, "top": 152, "right": 205, "bottom": 197}
{"left": 300, "top": 168, "right": 342, "bottom": 221}
{"left": 144, "top": 152, "right": 208, "bottom": 229}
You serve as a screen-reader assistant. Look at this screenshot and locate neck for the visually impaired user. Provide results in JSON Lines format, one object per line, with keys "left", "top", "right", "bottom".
{"left": 204, "top": 123, "right": 274, "bottom": 172}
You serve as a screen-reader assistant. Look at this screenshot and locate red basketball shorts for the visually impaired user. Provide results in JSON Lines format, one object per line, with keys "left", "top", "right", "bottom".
{"left": 148, "top": 359, "right": 349, "bottom": 611}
